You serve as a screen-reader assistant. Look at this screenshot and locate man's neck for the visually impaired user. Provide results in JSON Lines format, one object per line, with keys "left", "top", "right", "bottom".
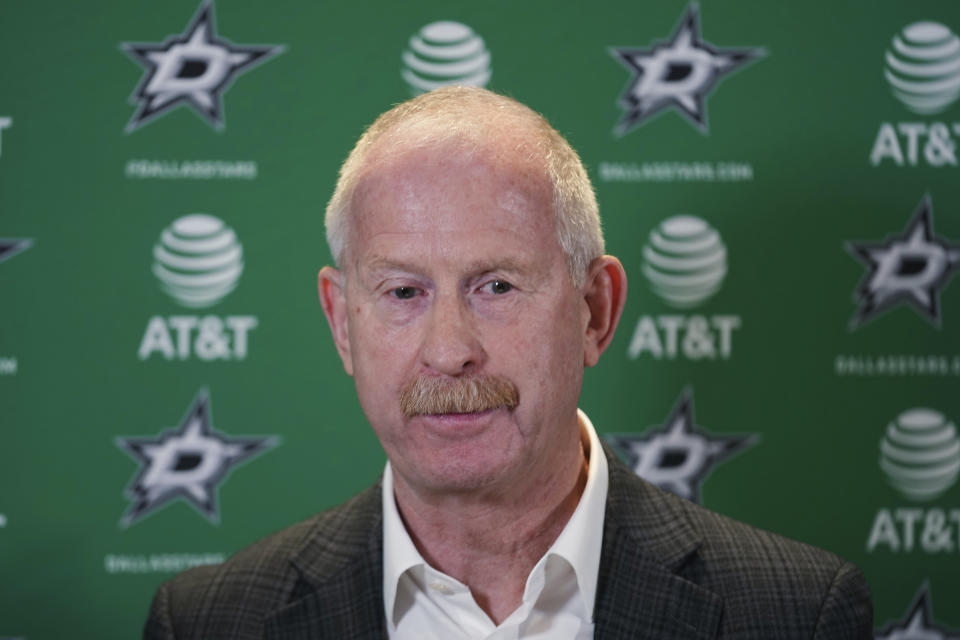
{"left": 390, "top": 433, "right": 589, "bottom": 625}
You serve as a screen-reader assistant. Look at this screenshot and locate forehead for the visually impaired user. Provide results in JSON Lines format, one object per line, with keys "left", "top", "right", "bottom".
{"left": 349, "top": 137, "right": 556, "bottom": 251}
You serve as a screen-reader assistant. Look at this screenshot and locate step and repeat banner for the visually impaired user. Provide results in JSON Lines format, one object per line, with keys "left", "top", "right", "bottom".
{"left": 2, "top": 1, "right": 959, "bottom": 637}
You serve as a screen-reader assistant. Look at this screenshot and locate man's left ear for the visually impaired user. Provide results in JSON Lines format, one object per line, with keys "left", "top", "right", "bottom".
{"left": 581, "top": 255, "right": 627, "bottom": 367}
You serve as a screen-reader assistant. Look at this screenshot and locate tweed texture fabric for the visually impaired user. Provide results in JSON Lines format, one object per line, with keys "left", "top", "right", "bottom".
{"left": 144, "top": 445, "right": 872, "bottom": 639}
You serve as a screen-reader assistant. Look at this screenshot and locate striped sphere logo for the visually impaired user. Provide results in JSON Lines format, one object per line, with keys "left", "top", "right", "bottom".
{"left": 884, "top": 21, "right": 960, "bottom": 114}
{"left": 402, "top": 21, "right": 491, "bottom": 95}
{"left": 880, "top": 408, "right": 960, "bottom": 501}
{"left": 641, "top": 215, "right": 727, "bottom": 308}
{"left": 152, "top": 214, "right": 244, "bottom": 308}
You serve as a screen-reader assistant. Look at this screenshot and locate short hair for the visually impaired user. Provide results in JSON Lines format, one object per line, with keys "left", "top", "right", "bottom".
{"left": 324, "top": 86, "right": 604, "bottom": 287}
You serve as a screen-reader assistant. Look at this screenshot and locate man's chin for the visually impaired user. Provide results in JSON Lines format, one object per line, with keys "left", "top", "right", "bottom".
{"left": 392, "top": 418, "right": 523, "bottom": 494}
{"left": 407, "top": 456, "right": 517, "bottom": 495}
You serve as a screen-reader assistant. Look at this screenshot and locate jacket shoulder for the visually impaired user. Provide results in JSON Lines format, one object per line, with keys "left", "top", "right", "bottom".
{"left": 604, "top": 453, "right": 872, "bottom": 637}
{"left": 675, "top": 495, "right": 872, "bottom": 638}
{"left": 144, "top": 483, "right": 382, "bottom": 639}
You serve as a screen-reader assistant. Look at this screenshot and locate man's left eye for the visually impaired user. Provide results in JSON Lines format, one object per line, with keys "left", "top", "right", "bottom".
{"left": 485, "top": 280, "right": 513, "bottom": 295}
{"left": 392, "top": 286, "right": 418, "bottom": 299}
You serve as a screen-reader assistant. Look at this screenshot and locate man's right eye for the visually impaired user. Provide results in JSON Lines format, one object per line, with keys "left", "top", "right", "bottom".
{"left": 392, "top": 286, "right": 417, "bottom": 300}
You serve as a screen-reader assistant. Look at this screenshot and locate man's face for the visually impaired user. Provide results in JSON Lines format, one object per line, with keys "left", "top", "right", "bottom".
{"left": 327, "top": 137, "right": 591, "bottom": 495}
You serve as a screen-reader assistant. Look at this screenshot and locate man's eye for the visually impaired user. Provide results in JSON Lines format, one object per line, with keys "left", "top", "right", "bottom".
{"left": 392, "top": 286, "right": 418, "bottom": 300}
{"left": 486, "top": 280, "right": 513, "bottom": 295}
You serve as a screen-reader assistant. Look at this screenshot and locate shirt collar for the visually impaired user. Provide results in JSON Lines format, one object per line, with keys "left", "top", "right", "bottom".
{"left": 381, "top": 408, "right": 609, "bottom": 630}
{"left": 382, "top": 457, "right": 427, "bottom": 631}
{"left": 543, "top": 408, "right": 608, "bottom": 618}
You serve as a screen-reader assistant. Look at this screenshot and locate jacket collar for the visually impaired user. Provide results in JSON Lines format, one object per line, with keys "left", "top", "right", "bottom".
{"left": 593, "top": 443, "right": 723, "bottom": 639}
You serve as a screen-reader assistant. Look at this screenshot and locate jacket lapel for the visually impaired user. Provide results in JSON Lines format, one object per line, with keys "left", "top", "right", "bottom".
{"left": 263, "top": 558, "right": 385, "bottom": 639}
{"left": 264, "top": 482, "right": 388, "bottom": 640}
{"left": 594, "top": 445, "right": 723, "bottom": 639}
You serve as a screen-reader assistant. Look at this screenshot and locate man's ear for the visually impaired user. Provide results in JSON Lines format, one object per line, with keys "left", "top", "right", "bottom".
{"left": 318, "top": 266, "right": 354, "bottom": 376}
{"left": 582, "top": 255, "right": 628, "bottom": 368}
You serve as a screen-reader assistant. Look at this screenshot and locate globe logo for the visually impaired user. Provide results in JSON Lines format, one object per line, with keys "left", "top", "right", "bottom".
{"left": 884, "top": 21, "right": 960, "bottom": 114}
{"left": 402, "top": 21, "right": 491, "bottom": 95}
{"left": 880, "top": 408, "right": 960, "bottom": 501}
{"left": 641, "top": 215, "right": 727, "bottom": 308}
{"left": 152, "top": 214, "right": 244, "bottom": 308}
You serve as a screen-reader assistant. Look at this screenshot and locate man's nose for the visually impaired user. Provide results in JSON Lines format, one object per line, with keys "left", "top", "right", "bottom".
{"left": 419, "top": 292, "right": 485, "bottom": 375}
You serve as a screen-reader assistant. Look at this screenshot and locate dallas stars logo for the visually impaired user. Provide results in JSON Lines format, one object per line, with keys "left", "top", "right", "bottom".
{"left": 606, "top": 389, "right": 756, "bottom": 503}
{"left": 0, "top": 239, "right": 32, "bottom": 264}
{"left": 121, "top": 0, "right": 284, "bottom": 133}
{"left": 847, "top": 195, "right": 960, "bottom": 329}
{"left": 609, "top": 2, "right": 766, "bottom": 136}
{"left": 116, "top": 389, "right": 278, "bottom": 527}
{"left": 876, "top": 583, "right": 960, "bottom": 640}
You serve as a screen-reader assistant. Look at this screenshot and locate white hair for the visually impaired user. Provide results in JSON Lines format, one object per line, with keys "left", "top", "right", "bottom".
{"left": 324, "top": 86, "right": 604, "bottom": 288}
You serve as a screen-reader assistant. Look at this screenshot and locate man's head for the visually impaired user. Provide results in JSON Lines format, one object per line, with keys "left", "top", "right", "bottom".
{"left": 325, "top": 86, "right": 604, "bottom": 289}
{"left": 318, "top": 87, "right": 626, "bottom": 498}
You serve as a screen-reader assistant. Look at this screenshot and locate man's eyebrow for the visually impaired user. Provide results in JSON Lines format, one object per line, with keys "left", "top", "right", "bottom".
{"left": 361, "top": 256, "right": 534, "bottom": 275}
{"left": 459, "top": 258, "right": 533, "bottom": 275}
{"left": 362, "top": 256, "right": 414, "bottom": 273}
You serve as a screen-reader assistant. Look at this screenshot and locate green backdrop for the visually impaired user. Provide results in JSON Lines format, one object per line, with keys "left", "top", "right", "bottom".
{"left": 2, "top": 1, "right": 959, "bottom": 637}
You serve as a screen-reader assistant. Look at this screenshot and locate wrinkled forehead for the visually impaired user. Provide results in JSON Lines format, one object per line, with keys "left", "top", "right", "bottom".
{"left": 349, "top": 133, "right": 555, "bottom": 239}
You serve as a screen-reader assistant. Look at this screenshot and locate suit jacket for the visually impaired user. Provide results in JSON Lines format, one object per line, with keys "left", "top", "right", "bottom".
{"left": 144, "top": 445, "right": 873, "bottom": 639}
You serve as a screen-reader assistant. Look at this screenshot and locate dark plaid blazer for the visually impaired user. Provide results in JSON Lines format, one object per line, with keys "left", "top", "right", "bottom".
{"left": 144, "top": 445, "right": 873, "bottom": 639}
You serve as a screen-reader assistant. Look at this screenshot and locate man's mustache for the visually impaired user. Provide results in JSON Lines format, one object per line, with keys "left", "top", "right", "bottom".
{"left": 399, "top": 375, "right": 520, "bottom": 418}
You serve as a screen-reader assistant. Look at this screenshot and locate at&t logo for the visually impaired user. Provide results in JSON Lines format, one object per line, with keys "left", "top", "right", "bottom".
{"left": 627, "top": 215, "right": 741, "bottom": 360}
{"left": 138, "top": 214, "right": 257, "bottom": 361}
{"left": 401, "top": 21, "right": 491, "bottom": 95}
{"left": 0, "top": 117, "right": 11, "bottom": 159}
{"left": 880, "top": 408, "right": 960, "bottom": 501}
{"left": 867, "top": 408, "right": 960, "bottom": 554}
{"left": 870, "top": 21, "right": 960, "bottom": 168}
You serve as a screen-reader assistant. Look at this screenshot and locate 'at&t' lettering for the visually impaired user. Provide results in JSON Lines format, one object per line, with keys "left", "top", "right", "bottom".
{"left": 138, "top": 316, "right": 258, "bottom": 361}
{"left": 627, "top": 315, "right": 741, "bottom": 360}
{"left": 870, "top": 122, "right": 959, "bottom": 167}
{"left": 866, "top": 508, "right": 960, "bottom": 553}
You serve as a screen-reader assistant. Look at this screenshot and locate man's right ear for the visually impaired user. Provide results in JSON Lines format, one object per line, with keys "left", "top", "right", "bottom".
{"left": 318, "top": 266, "right": 353, "bottom": 376}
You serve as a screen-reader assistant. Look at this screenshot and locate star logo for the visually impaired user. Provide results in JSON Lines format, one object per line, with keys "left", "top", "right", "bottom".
{"left": 876, "top": 583, "right": 960, "bottom": 640}
{"left": 0, "top": 238, "right": 32, "bottom": 265}
{"left": 847, "top": 195, "right": 960, "bottom": 329}
{"left": 116, "top": 389, "right": 279, "bottom": 527}
{"left": 609, "top": 2, "right": 766, "bottom": 136}
{"left": 606, "top": 388, "right": 756, "bottom": 503}
{"left": 121, "top": 0, "right": 285, "bottom": 133}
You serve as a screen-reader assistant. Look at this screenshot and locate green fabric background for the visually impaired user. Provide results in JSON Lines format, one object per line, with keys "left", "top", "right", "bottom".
{"left": 1, "top": 1, "right": 958, "bottom": 636}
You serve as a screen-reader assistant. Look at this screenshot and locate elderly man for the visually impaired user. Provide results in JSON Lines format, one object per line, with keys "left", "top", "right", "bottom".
{"left": 145, "top": 87, "right": 872, "bottom": 639}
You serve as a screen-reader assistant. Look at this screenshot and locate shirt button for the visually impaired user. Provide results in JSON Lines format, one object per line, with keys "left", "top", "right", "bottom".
{"left": 428, "top": 581, "right": 451, "bottom": 593}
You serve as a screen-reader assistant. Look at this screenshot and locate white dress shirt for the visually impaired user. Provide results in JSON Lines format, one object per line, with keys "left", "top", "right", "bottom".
{"left": 382, "top": 409, "right": 609, "bottom": 640}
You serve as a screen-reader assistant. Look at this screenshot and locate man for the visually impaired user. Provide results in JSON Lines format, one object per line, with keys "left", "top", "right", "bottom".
{"left": 145, "top": 87, "right": 872, "bottom": 639}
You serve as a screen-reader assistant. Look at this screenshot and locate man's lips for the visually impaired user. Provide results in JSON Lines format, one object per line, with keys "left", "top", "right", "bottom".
{"left": 422, "top": 408, "right": 496, "bottom": 420}
{"left": 413, "top": 408, "right": 503, "bottom": 436}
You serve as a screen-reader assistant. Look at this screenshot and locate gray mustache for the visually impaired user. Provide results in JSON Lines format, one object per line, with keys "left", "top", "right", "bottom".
{"left": 399, "top": 375, "right": 520, "bottom": 418}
